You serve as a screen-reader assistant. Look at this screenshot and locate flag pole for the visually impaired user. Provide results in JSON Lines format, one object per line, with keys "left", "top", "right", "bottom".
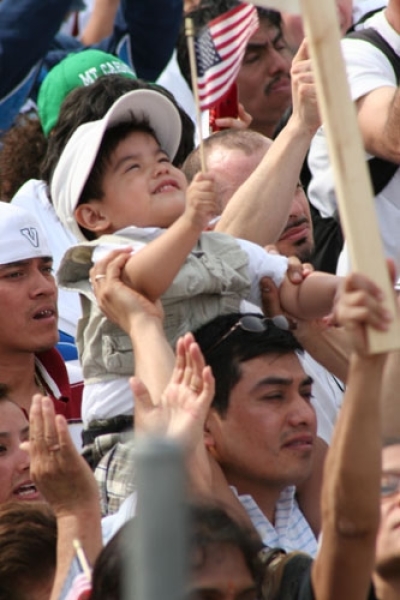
{"left": 185, "top": 17, "right": 207, "bottom": 173}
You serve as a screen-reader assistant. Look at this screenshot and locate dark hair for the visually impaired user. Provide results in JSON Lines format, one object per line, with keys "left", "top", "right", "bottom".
{"left": 194, "top": 313, "right": 303, "bottom": 416}
{"left": 90, "top": 502, "right": 264, "bottom": 600}
{"left": 42, "top": 75, "right": 194, "bottom": 186}
{"left": 182, "top": 128, "right": 268, "bottom": 183}
{"left": 0, "top": 502, "right": 57, "bottom": 600}
{"left": 188, "top": 502, "right": 264, "bottom": 584}
{"left": 0, "top": 114, "right": 47, "bottom": 201}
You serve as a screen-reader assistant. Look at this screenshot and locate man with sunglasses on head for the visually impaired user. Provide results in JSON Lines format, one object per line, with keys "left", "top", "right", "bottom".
{"left": 193, "top": 312, "right": 319, "bottom": 557}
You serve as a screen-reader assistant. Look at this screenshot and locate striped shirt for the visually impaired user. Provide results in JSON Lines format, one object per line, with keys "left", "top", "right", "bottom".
{"left": 235, "top": 486, "right": 318, "bottom": 558}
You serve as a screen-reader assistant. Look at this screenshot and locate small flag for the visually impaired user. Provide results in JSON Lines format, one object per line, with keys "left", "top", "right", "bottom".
{"left": 59, "top": 540, "right": 92, "bottom": 600}
{"left": 64, "top": 572, "right": 92, "bottom": 600}
{"left": 194, "top": 3, "right": 259, "bottom": 111}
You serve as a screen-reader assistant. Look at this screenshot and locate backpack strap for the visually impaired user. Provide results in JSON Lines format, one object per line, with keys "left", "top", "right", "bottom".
{"left": 345, "top": 27, "right": 400, "bottom": 194}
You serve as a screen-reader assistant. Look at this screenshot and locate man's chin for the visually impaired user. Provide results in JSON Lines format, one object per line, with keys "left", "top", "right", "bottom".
{"left": 375, "top": 554, "right": 400, "bottom": 580}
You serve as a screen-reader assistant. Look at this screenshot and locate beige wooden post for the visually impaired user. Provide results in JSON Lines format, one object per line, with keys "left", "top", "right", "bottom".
{"left": 246, "top": 0, "right": 400, "bottom": 353}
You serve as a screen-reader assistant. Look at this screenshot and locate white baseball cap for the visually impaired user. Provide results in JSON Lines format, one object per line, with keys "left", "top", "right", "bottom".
{"left": 51, "top": 89, "right": 182, "bottom": 242}
{"left": 0, "top": 203, "right": 52, "bottom": 264}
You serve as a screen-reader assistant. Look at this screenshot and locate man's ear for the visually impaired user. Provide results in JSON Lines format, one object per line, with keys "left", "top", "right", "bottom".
{"left": 204, "top": 410, "right": 220, "bottom": 459}
{"left": 74, "top": 202, "right": 111, "bottom": 236}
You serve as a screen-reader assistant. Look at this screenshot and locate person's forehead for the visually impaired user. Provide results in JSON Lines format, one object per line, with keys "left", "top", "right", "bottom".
{"left": 239, "top": 351, "right": 306, "bottom": 381}
{"left": 247, "top": 19, "right": 281, "bottom": 44}
{"left": 382, "top": 444, "right": 400, "bottom": 471}
{"left": 0, "top": 256, "right": 52, "bottom": 270}
{"left": 207, "top": 146, "right": 270, "bottom": 182}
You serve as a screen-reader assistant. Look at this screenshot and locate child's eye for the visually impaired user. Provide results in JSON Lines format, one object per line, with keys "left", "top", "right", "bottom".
{"left": 159, "top": 156, "right": 171, "bottom": 164}
{"left": 0, "top": 445, "right": 7, "bottom": 455}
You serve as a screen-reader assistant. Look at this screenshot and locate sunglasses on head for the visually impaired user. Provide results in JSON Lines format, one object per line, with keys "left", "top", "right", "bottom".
{"left": 205, "top": 314, "right": 290, "bottom": 355}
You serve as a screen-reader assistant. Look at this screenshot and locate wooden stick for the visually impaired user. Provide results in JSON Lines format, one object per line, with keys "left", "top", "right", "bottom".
{"left": 72, "top": 538, "right": 92, "bottom": 580}
{"left": 299, "top": 0, "right": 400, "bottom": 353}
{"left": 185, "top": 17, "right": 207, "bottom": 173}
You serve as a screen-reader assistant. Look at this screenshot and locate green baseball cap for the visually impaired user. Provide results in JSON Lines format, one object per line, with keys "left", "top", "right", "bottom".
{"left": 37, "top": 49, "right": 136, "bottom": 136}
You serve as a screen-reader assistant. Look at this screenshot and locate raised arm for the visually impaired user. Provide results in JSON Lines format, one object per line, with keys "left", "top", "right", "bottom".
{"left": 80, "top": 0, "right": 120, "bottom": 45}
{"left": 311, "top": 270, "right": 393, "bottom": 600}
{"left": 279, "top": 271, "right": 340, "bottom": 321}
{"left": 121, "top": 172, "right": 217, "bottom": 302}
{"left": 23, "top": 394, "right": 102, "bottom": 600}
{"left": 215, "top": 39, "right": 320, "bottom": 245}
{"left": 91, "top": 248, "right": 175, "bottom": 403}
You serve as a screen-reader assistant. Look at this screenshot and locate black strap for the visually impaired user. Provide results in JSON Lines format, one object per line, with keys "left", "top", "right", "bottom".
{"left": 345, "top": 28, "right": 400, "bottom": 194}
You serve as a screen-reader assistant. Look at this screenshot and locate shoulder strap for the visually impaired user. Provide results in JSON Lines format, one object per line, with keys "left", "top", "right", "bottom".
{"left": 345, "top": 28, "right": 400, "bottom": 194}
{"left": 346, "top": 28, "right": 400, "bottom": 78}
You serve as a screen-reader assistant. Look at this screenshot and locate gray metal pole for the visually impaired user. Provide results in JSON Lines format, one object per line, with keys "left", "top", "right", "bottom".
{"left": 124, "top": 435, "right": 188, "bottom": 600}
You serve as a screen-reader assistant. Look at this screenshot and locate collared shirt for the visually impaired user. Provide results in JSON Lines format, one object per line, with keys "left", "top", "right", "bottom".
{"left": 234, "top": 486, "right": 318, "bottom": 558}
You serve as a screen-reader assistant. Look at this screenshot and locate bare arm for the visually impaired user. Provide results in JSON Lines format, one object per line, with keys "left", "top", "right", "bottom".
{"left": 279, "top": 271, "right": 340, "bottom": 321}
{"left": 79, "top": 0, "right": 120, "bottom": 45}
{"left": 311, "top": 271, "right": 392, "bottom": 600}
{"left": 293, "top": 319, "right": 350, "bottom": 382}
{"left": 24, "top": 395, "right": 103, "bottom": 600}
{"left": 357, "top": 85, "right": 400, "bottom": 162}
{"left": 132, "top": 331, "right": 256, "bottom": 530}
{"left": 91, "top": 249, "right": 175, "bottom": 404}
{"left": 215, "top": 39, "right": 320, "bottom": 245}
{"left": 122, "top": 172, "right": 217, "bottom": 302}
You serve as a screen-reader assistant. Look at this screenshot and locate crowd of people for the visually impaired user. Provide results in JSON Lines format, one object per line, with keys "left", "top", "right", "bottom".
{"left": 1, "top": 0, "right": 400, "bottom": 599}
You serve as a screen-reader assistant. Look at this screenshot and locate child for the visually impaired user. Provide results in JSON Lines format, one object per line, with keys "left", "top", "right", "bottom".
{"left": 52, "top": 89, "right": 339, "bottom": 428}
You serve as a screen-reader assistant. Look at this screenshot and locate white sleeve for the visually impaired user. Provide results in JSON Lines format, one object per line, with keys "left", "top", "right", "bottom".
{"left": 236, "top": 238, "right": 288, "bottom": 307}
{"left": 341, "top": 37, "right": 397, "bottom": 102}
{"left": 92, "top": 239, "right": 146, "bottom": 264}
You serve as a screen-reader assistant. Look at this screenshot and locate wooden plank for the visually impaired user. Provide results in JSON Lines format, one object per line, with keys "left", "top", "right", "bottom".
{"left": 246, "top": 0, "right": 400, "bottom": 353}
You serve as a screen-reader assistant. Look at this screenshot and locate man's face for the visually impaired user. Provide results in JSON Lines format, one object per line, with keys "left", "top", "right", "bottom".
{"left": 206, "top": 145, "right": 314, "bottom": 261}
{"left": 206, "top": 352, "right": 317, "bottom": 496}
{"left": 276, "top": 183, "right": 314, "bottom": 262}
{"left": 236, "top": 19, "right": 292, "bottom": 138}
{"left": 375, "top": 445, "right": 400, "bottom": 579}
{"left": 189, "top": 542, "right": 257, "bottom": 600}
{"left": 0, "top": 257, "right": 58, "bottom": 356}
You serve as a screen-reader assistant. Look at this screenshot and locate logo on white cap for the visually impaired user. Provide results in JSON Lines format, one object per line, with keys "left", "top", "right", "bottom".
{"left": 20, "top": 228, "right": 40, "bottom": 248}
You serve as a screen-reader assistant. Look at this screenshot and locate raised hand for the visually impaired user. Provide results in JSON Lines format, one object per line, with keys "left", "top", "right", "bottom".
{"left": 291, "top": 38, "right": 321, "bottom": 136}
{"left": 185, "top": 172, "right": 219, "bottom": 230}
{"left": 332, "top": 265, "right": 395, "bottom": 355}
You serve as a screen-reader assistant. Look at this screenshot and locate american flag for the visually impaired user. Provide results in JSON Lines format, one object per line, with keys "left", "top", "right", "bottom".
{"left": 194, "top": 3, "right": 259, "bottom": 111}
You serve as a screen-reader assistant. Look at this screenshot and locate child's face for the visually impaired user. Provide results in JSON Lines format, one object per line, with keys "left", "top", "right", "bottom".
{"left": 95, "top": 130, "right": 188, "bottom": 232}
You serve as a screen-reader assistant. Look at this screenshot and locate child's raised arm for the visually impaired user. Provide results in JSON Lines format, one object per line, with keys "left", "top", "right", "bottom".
{"left": 279, "top": 270, "right": 341, "bottom": 321}
{"left": 122, "top": 172, "right": 218, "bottom": 302}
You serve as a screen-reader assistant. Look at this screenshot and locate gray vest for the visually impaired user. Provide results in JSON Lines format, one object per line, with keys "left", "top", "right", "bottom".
{"left": 58, "top": 230, "right": 251, "bottom": 384}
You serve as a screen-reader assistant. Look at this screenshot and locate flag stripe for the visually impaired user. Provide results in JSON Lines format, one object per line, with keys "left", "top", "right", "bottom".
{"left": 193, "top": 3, "right": 259, "bottom": 111}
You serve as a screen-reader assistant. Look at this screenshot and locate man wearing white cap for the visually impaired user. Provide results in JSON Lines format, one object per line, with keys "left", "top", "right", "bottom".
{"left": 0, "top": 202, "right": 81, "bottom": 419}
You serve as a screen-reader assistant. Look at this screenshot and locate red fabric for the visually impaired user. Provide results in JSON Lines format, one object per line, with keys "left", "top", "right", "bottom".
{"left": 36, "top": 348, "right": 83, "bottom": 420}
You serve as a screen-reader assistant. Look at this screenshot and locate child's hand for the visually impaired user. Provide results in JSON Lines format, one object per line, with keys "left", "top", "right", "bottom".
{"left": 185, "top": 172, "right": 219, "bottom": 230}
{"left": 332, "top": 268, "right": 394, "bottom": 355}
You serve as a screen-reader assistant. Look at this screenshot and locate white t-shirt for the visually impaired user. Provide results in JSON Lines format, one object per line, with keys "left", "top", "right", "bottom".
{"left": 308, "top": 10, "right": 400, "bottom": 279}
